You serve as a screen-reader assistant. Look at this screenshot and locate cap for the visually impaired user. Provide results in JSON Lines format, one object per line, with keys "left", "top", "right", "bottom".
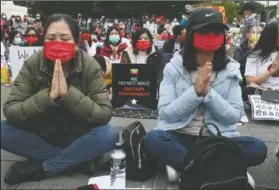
{"left": 239, "top": 2, "right": 256, "bottom": 15}
{"left": 188, "top": 8, "right": 229, "bottom": 31}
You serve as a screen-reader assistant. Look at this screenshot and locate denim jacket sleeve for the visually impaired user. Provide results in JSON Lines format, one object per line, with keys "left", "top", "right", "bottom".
{"left": 158, "top": 64, "right": 202, "bottom": 123}
{"left": 203, "top": 77, "right": 244, "bottom": 125}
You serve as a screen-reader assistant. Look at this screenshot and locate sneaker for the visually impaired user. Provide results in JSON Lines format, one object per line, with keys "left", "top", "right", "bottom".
{"left": 166, "top": 165, "right": 180, "bottom": 183}
{"left": 247, "top": 172, "right": 255, "bottom": 189}
{"left": 4, "top": 160, "right": 46, "bottom": 185}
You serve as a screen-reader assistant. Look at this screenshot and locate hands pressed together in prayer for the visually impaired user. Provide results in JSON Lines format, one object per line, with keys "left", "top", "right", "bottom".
{"left": 49, "top": 59, "right": 68, "bottom": 100}
{"left": 194, "top": 62, "right": 212, "bottom": 97}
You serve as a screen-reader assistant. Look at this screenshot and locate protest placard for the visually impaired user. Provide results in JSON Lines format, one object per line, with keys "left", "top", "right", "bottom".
{"left": 154, "top": 40, "right": 165, "bottom": 49}
{"left": 112, "top": 64, "right": 157, "bottom": 110}
{"left": 143, "top": 23, "right": 158, "bottom": 35}
{"left": 9, "top": 46, "right": 42, "bottom": 81}
{"left": 249, "top": 95, "right": 279, "bottom": 121}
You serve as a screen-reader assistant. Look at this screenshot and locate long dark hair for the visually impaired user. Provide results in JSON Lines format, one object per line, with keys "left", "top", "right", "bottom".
{"left": 183, "top": 24, "right": 228, "bottom": 71}
{"left": 43, "top": 14, "right": 80, "bottom": 44}
{"left": 132, "top": 28, "right": 154, "bottom": 55}
{"left": 251, "top": 20, "right": 278, "bottom": 62}
{"left": 25, "top": 27, "right": 39, "bottom": 37}
{"left": 104, "top": 26, "right": 121, "bottom": 47}
{"left": 80, "top": 28, "right": 92, "bottom": 47}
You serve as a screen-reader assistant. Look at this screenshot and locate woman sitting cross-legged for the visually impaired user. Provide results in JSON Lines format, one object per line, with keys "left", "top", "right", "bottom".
{"left": 1, "top": 14, "right": 119, "bottom": 185}
{"left": 144, "top": 8, "right": 267, "bottom": 186}
{"left": 243, "top": 19, "right": 279, "bottom": 103}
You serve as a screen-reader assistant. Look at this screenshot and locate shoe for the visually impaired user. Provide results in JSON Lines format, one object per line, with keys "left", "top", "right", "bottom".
{"left": 247, "top": 172, "right": 255, "bottom": 189}
{"left": 4, "top": 160, "right": 46, "bottom": 185}
{"left": 166, "top": 165, "right": 180, "bottom": 183}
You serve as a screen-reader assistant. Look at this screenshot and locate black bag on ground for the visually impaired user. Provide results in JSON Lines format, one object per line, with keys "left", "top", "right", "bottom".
{"left": 122, "top": 121, "right": 156, "bottom": 181}
{"left": 179, "top": 124, "right": 253, "bottom": 190}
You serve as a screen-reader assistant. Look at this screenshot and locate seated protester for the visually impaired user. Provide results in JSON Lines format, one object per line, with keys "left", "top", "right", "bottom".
{"left": 93, "top": 54, "right": 112, "bottom": 88}
{"left": 158, "top": 28, "right": 169, "bottom": 41}
{"left": 244, "top": 20, "right": 279, "bottom": 102}
{"left": 121, "top": 28, "right": 165, "bottom": 89}
{"left": 233, "top": 26, "right": 261, "bottom": 86}
{"left": 99, "top": 26, "right": 128, "bottom": 63}
{"left": 22, "top": 27, "right": 42, "bottom": 46}
{"left": 9, "top": 30, "right": 24, "bottom": 47}
{"left": 79, "top": 28, "right": 96, "bottom": 57}
{"left": 1, "top": 14, "right": 118, "bottom": 185}
{"left": 162, "top": 25, "right": 186, "bottom": 54}
{"left": 144, "top": 8, "right": 267, "bottom": 184}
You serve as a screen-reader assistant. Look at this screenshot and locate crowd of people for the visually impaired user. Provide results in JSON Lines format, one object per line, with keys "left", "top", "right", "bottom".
{"left": 0, "top": 1, "right": 278, "bottom": 188}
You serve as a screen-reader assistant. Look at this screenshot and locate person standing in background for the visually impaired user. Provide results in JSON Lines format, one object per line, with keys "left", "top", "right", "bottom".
{"left": 21, "top": 15, "right": 30, "bottom": 33}
{"left": 13, "top": 15, "right": 25, "bottom": 36}
{"left": 180, "top": 4, "right": 194, "bottom": 28}
{"left": 34, "top": 13, "right": 43, "bottom": 35}
{"left": 239, "top": 2, "right": 257, "bottom": 42}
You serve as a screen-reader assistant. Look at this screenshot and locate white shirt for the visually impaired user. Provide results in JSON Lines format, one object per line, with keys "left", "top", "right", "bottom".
{"left": 85, "top": 42, "right": 96, "bottom": 57}
{"left": 135, "top": 51, "right": 149, "bottom": 64}
{"left": 245, "top": 52, "right": 279, "bottom": 90}
{"left": 121, "top": 38, "right": 131, "bottom": 46}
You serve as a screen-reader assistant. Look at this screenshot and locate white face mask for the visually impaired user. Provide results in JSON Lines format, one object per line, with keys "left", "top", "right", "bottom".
{"left": 13, "top": 37, "right": 22, "bottom": 45}
{"left": 173, "top": 19, "right": 177, "bottom": 22}
{"left": 182, "top": 15, "right": 186, "bottom": 19}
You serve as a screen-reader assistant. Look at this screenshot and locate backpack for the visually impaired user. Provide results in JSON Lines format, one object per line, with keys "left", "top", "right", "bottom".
{"left": 122, "top": 121, "right": 156, "bottom": 181}
{"left": 179, "top": 124, "right": 253, "bottom": 190}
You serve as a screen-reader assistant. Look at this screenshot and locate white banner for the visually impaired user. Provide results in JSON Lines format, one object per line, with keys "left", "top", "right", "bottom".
{"left": 154, "top": 40, "right": 165, "bottom": 49}
{"left": 249, "top": 95, "right": 279, "bottom": 121}
{"left": 9, "top": 46, "right": 42, "bottom": 81}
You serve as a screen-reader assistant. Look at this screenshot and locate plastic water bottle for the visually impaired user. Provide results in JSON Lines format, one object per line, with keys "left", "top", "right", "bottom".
{"left": 110, "top": 142, "right": 126, "bottom": 189}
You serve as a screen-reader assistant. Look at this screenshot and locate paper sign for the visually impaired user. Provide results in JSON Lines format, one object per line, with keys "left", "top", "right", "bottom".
{"left": 112, "top": 64, "right": 157, "bottom": 110}
{"left": 9, "top": 46, "right": 42, "bottom": 81}
{"left": 154, "top": 40, "right": 165, "bottom": 49}
{"left": 143, "top": 23, "right": 158, "bottom": 35}
{"left": 249, "top": 95, "right": 279, "bottom": 121}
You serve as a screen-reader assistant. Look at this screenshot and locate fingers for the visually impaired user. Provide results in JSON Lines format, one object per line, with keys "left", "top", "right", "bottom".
{"left": 57, "top": 59, "right": 65, "bottom": 78}
{"left": 53, "top": 59, "right": 59, "bottom": 81}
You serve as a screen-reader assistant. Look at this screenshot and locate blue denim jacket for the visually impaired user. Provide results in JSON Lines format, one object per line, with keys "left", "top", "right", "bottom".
{"left": 156, "top": 52, "right": 244, "bottom": 137}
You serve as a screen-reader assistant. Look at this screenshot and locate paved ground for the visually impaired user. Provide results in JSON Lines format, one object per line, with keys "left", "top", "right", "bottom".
{"left": 1, "top": 85, "right": 279, "bottom": 189}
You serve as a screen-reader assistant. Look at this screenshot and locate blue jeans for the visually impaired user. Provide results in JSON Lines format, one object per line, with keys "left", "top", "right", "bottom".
{"left": 1, "top": 120, "right": 119, "bottom": 175}
{"left": 144, "top": 130, "right": 267, "bottom": 172}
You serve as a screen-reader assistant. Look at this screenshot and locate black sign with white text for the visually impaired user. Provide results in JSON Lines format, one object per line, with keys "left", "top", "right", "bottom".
{"left": 112, "top": 64, "right": 157, "bottom": 110}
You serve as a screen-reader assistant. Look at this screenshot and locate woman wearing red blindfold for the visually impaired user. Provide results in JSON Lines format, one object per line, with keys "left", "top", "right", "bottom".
{"left": 79, "top": 29, "right": 96, "bottom": 57}
{"left": 1, "top": 14, "right": 118, "bottom": 185}
{"left": 243, "top": 20, "right": 279, "bottom": 102}
{"left": 144, "top": 8, "right": 266, "bottom": 188}
{"left": 121, "top": 28, "right": 164, "bottom": 90}
{"left": 22, "top": 27, "right": 42, "bottom": 46}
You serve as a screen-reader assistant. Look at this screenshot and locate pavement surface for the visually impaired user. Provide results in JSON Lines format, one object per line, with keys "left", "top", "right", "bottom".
{"left": 1, "top": 85, "right": 279, "bottom": 189}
